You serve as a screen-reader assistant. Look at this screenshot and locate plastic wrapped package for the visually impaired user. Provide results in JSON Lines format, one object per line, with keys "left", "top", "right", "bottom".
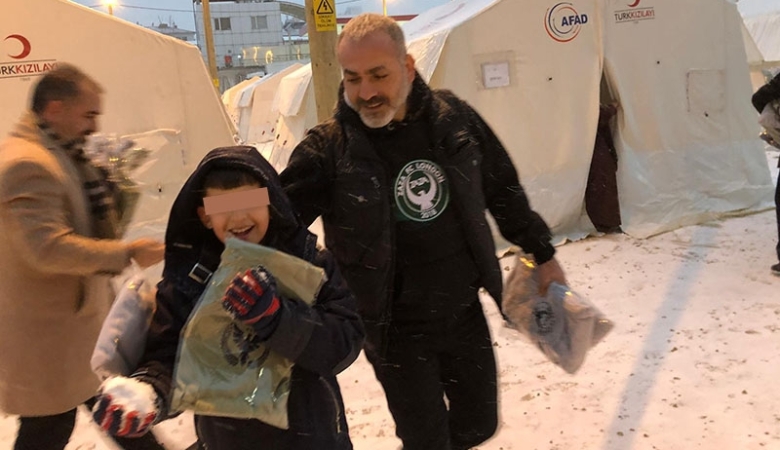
{"left": 758, "top": 101, "right": 780, "bottom": 149}
{"left": 170, "top": 238, "right": 326, "bottom": 429}
{"left": 502, "top": 254, "right": 613, "bottom": 374}
{"left": 91, "top": 273, "right": 157, "bottom": 380}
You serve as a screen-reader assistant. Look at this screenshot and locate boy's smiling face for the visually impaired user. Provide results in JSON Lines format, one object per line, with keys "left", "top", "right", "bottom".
{"left": 197, "top": 184, "right": 270, "bottom": 244}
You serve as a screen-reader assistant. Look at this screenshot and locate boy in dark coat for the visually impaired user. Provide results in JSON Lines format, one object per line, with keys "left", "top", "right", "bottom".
{"left": 91, "top": 146, "right": 365, "bottom": 449}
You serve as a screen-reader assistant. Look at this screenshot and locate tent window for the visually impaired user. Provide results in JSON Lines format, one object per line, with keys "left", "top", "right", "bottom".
{"left": 686, "top": 69, "right": 726, "bottom": 115}
{"left": 251, "top": 16, "right": 268, "bottom": 30}
{"left": 214, "top": 17, "right": 232, "bottom": 31}
{"left": 472, "top": 51, "right": 515, "bottom": 91}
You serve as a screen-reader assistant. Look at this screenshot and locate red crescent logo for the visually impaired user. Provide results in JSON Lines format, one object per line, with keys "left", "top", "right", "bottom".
{"left": 628, "top": 0, "right": 641, "bottom": 7}
{"left": 4, "top": 34, "right": 32, "bottom": 60}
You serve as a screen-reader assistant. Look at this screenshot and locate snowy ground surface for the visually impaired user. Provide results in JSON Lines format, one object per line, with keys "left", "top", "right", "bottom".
{"left": 0, "top": 151, "right": 777, "bottom": 450}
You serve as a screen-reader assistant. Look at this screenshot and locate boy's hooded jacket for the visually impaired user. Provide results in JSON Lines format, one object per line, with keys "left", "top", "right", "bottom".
{"left": 134, "top": 146, "right": 364, "bottom": 449}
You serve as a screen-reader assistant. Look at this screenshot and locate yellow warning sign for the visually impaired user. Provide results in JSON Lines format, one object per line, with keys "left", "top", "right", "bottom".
{"left": 314, "top": 0, "right": 336, "bottom": 32}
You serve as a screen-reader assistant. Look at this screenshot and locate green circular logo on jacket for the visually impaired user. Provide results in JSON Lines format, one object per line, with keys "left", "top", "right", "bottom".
{"left": 395, "top": 160, "right": 449, "bottom": 222}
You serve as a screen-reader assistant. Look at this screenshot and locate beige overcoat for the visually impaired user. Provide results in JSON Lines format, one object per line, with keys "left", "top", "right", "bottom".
{"left": 0, "top": 114, "right": 130, "bottom": 416}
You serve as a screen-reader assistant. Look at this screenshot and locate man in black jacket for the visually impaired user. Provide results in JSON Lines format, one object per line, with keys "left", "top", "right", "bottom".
{"left": 752, "top": 71, "right": 780, "bottom": 276}
{"left": 281, "top": 13, "right": 567, "bottom": 450}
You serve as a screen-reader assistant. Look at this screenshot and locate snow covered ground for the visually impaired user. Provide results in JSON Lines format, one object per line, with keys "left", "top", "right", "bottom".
{"left": 1, "top": 150, "right": 777, "bottom": 450}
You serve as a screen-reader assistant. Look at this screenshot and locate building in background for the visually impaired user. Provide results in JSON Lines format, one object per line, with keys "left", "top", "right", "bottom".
{"left": 189, "top": 0, "right": 417, "bottom": 92}
{"left": 146, "top": 21, "right": 197, "bottom": 42}
{"left": 193, "top": 0, "right": 309, "bottom": 91}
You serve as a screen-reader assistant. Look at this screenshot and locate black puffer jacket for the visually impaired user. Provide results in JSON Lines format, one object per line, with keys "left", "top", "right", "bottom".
{"left": 134, "top": 146, "right": 364, "bottom": 449}
{"left": 280, "top": 74, "right": 555, "bottom": 358}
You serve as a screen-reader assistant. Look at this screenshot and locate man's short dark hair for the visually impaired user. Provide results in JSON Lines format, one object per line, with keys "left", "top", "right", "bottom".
{"left": 337, "top": 13, "right": 407, "bottom": 60}
{"left": 31, "top": 63, "right": 103, "bottom": 114}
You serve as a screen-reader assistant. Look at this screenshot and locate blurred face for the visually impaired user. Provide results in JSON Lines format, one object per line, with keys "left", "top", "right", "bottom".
{"left": 197, "top": 184, "right": 271, "bottom": 245}
{"left": 42, "top": 83, "right": 101, "bottom": 144}
{"left": 337, "top": 31, "right": 415, "bottom": 128}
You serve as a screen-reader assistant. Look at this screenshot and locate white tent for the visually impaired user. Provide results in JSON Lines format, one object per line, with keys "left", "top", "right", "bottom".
{"left": 1, "top": 0, "right": 236, "bottom": 241}
{"left": 743, "top": 10, "right": 780, "bottom": 68}
{"left": 261, "top": 0, "right": 773, "bottom": 241}
{"left": 741, "top": 20, "right": 765, "bottom": 68}
{"left": 221, "top": 63, "right": 305, "bottom": 149}
{"left": 742, "top": 10, "right": 780, "bottom": 90}
{"left": 264, "top": 64, "right": 318, "bottom": 171}
{"left": 598, "top": 0, "right": 771, "bottom": 238}
{"left": 222, "top": 76, "right": 262, "bottom": 127}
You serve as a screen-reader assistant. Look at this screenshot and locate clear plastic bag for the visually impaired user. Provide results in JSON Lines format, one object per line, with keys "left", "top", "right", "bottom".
{"left": 170, "top": 238, "right": 326, "bottom": 429}
{"left": 502, "top": 254, "right": 613, "bottom": 374}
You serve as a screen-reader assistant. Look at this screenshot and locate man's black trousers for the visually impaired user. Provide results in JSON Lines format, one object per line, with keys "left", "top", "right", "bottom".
{"left": 367, "top": 300, "right": 499, "bottom": 450}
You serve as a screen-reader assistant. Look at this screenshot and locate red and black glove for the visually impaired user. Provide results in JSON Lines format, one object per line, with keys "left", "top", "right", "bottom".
{"left": 222, "top": 266, "right": 282, "bottom": 340}
{"left": 91, "top": 376, "right": 161, "bottom": 437}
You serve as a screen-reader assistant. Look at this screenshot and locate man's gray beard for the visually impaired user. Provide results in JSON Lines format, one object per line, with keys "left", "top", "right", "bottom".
{"left": 344, "top": 93, "right": 396, "bottom": 129}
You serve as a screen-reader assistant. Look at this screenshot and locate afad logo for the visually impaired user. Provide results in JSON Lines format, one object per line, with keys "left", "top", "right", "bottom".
{"left": 615, "top": 0, "right": 656, "bottom": 24}
{"left": 1, "top": 34, "right": 57, "bottom": 80}
{"left": 544, "top": 2, "right": 589, "bottom": 43}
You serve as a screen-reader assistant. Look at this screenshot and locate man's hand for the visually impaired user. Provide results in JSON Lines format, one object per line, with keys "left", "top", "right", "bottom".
{"left": 127, "top": 238, "right": 164, "bottom": 268}
{"left": 222, "top": 266, "right": 282, "bottom": 340}
{"left": 535, "top": 257, "right": 567, "bottom": 295}
{"left": 92, "top": 376, "right": 160, "bottom": 437}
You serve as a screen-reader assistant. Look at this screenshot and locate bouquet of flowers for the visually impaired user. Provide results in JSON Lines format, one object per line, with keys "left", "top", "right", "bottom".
{"left": 84, "top": 134, "right": 151, "bottom": 237}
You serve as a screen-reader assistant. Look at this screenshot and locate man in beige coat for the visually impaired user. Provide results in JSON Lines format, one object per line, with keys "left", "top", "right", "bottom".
{"left": 0, "top": 63, "right": 164, "bottom": 450}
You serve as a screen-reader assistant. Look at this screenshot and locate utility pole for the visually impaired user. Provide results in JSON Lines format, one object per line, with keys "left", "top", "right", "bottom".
{"left": 104, "top": 0, "right": 115, "bottom": 16}
{"left": 201, "top": 0, "right": 220, "bottom": 90}
{"left": 304, "top": 0, "right": 341, "bottom": 123}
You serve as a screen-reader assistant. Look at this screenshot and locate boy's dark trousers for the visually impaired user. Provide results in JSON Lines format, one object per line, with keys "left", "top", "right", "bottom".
{"left": 14, "top": 397, "right": 166, "bottom": 450}
{"left": 367, "top": 300, "right": 499, "bottom": 450}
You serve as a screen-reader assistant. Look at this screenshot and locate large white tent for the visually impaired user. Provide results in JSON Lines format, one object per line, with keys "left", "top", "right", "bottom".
{"left": 221, "top": 63, "right": 305, "bottom": 147}
{"left": 1, "top": 0, "right": 236, "bottom": 240}
{"left": 743, "top": 10, "right": 780, "bottom": 69}
{"left": 742, "top": 10, "right": 780, "bottom": 90}
{"left": 256, "top": 0, "right": 773, "bottom": 242}
{"left": 223, "top": 62, "right": 317, "bottom": 172}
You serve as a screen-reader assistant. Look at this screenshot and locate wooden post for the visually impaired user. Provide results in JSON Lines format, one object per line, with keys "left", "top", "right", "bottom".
{"left": 304, "top": 0, "right": 341, "bottom": 123}
{"left": 201, "top": 0, "right": 220, "bottom": 90}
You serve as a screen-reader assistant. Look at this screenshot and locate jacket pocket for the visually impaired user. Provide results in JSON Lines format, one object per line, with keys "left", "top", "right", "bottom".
{"left": 325, "top": 174, "right": 388, "bottom": 267}
{"left": 443, "top": 140, "right": 483, "bottom": 184}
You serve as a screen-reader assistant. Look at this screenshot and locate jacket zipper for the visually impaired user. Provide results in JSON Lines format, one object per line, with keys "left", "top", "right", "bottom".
{"left": 319, "top": 376, "right": 343, "bottom": 434}
{"left": 383, "top": 172, "right": 395, "bottom": 359}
